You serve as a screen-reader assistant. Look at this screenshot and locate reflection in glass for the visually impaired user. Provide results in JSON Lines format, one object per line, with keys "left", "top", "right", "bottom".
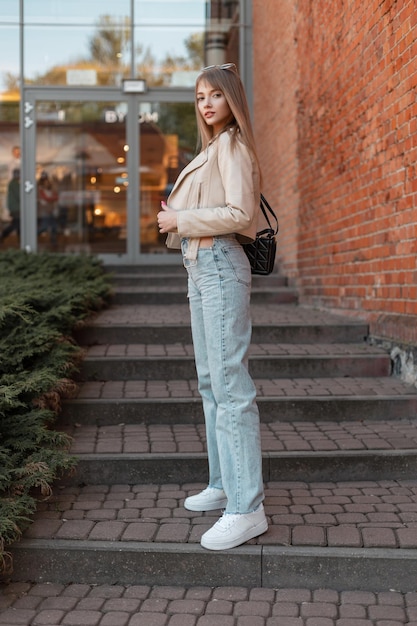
{"left": 0, "top": 26, "right": 20, "bottom": 93}
{"left": 135, "top": 0, "right": 205, "bottom": 23}
{"left": 138, "top": 101, "right": 196, "bottom": 252}
{"left": 133, "top": 0, "right": 206, "bottom": 86}
{"left": 35, "top": 101, "right": 127, "bottom": 255}
{"left": 23, "top": 0, "right": 130, "bottom": 24}
{"left": 22, "top": 1, "right": 240, "bottom": 88}
{"left": 135, "top": 28, "right": 204, "bottom": 87}
{"left": 0, "top": 1, "right": 19, "bottom": 23}
{"left": 0, "top": 97, "right": 20, "bottom": 249}
{"left": 24, "top": 23, "right": 131, "bottom": 86}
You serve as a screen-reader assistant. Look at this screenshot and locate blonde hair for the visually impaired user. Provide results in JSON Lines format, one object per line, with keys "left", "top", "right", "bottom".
{"left": 195, "top": 66, "right": 261, "bottom": 178}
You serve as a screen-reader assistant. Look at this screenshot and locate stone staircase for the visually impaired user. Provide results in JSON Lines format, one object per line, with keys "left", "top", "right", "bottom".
{"left": 8, "top": 265, "right": 417, "bottom": 592}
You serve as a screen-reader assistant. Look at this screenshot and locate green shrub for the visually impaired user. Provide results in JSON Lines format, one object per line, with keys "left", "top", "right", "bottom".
{"left": 0, "top": 250, "right": 112, "bottom": 573}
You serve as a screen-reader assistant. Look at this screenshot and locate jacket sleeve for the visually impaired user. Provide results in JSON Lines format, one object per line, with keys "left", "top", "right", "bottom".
{"left": 176, "top": 133, "right": 258, "bottom": 238}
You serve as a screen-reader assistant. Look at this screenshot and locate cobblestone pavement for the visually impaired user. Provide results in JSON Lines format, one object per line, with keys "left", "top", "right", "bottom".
{"left": 3, "top": 297, "right": 416, "bottom": 623}
{"left": 75, "top": 376, "right": 417, "bottom": 399}
{"left": 24, "top": 480, "right": 417, "bottom": 550}
{"left": 64, "top": 419, "right": 417, "bottom": 454}
{"left": 84, "top": 343, "right": 385, "bottom": 357}
{"left": 1, "top": 582, "right": 417, "bottom": 625}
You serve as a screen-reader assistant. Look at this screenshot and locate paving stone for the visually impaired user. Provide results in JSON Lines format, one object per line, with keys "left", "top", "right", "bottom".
{"left": 204, "top": 600, "right": 233, "bottom": 614}
{"left": 300, "top": 601, "right": 338, "bottom": 618}
{"left": 234, "top": 600, "right": 271, "bottom": 617}
{"left": 167, "top": 616, "right": 197, "bottom": 626}
{"left": 0, "top": 609, "right": 37, "bottom": 624}
{"left": 102, "top": 598, "right": 141, "bottom": 612}
{"left": 271, "top": 602, "right": 299, "bottom": 617}
{"left": 128, "top": 615, "right": 169, "bottom": 626}
{"left": 236, "top": 617, "right": 265, "bottom": 626}
{"left": 195, "top": 617, "right": 234, "bottom": 626}
{"left": 100, "top": 612, "right": 130, "bottom": 626}
{"left": 266, "top": 618, "right": 303, "bottom": 626}
{"left": 167, "top": 599, "right": 206, "bottom": 615}
{"left": 32, "top": 610, "right": 66, "bottom": 625}
{"left": 61, "top": 610, "right": 102, "bottom": 625}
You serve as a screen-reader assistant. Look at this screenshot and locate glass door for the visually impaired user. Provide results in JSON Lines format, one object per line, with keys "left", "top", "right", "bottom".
{"left": 22, "top": 89, "right": 196, "bottom": 262}
{"left": 34, "top": 99, "right": 128, "bottom": 255}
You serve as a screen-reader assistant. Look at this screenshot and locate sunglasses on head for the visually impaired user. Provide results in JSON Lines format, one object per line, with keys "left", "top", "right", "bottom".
{"left": 201, "top": 63, "right": 237, "bottom": 72}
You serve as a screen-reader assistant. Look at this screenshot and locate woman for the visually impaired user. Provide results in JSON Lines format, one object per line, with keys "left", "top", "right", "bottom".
{"left": 157, "top": 63, "right": 267, "bottom": 550}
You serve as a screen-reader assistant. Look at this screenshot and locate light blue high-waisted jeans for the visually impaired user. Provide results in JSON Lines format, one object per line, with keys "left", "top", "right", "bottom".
{"left": 181, "top": 234, "right": 264, "bottom": 514}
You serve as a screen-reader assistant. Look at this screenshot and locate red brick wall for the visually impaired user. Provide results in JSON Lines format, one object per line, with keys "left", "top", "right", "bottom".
{"left": 253, "top": 0, "right": 417, "bottom": 344}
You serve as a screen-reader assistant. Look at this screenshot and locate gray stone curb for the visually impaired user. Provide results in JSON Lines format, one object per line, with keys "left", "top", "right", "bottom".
{"left": 78, "top": 353, "right": 391, "bottom": 380}
{"left": 60, "top": 449, "right": 417, "bottom": 486}
{"left": 61, "top": 395, "right": 417, "bottom": 425}
{"left": 9, "top": 539, "right": 417, "bottom": 592}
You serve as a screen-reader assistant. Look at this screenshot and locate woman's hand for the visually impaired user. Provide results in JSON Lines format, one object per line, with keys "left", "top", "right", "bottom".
{"left": 157, "top": 201, "right": 178, "bottom": 233}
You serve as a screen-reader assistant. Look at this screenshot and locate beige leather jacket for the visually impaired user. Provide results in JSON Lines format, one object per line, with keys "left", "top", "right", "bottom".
{"left": 166, "top": 128, "right": 262, "bottom": 260}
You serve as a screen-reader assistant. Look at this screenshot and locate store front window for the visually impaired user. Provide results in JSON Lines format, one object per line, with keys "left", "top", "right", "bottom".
{"left": 0, "top": 0, "right": 245, "bottom": 262}
{"left": 35, "top": 100, "right": 128, "bottom": 254}
{"left": 30, "top": 98, "right": 196, "bottom": 255}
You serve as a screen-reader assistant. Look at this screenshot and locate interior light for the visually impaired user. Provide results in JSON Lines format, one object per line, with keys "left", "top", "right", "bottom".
{"left": 114, "top": 186, "right": 121, "bottom": 193}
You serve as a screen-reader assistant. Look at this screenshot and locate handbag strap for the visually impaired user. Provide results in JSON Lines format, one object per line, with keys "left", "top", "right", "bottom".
{"left": 260, "top": 194, "right": 279, "bottom": 235}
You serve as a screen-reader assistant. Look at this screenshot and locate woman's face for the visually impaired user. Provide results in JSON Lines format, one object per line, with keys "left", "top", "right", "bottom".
{"left": 196, "top": 79, "right": 233, "bottom": 135}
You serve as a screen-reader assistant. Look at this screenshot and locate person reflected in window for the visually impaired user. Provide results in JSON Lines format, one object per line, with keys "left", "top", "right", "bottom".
{"left": 0, "top": 168, "right": 21, "bottom": 245}
{"left": 8, "top": 145, "right": 21, "bottom": 181}
{"left": 157, "top": 64, "right": 268, "bottom": 551}
{"left": 37, "top": 171, "right": 58, "bottom": 246}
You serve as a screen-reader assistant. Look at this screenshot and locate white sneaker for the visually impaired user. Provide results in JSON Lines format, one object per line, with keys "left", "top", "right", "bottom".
{"left": 184, "top": 487, "right": 227, "bottom": 512}
{"left": 201, "top": 503, "right": 268, "bottom": 550}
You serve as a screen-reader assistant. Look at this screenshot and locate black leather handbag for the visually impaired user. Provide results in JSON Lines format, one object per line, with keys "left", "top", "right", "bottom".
{"left": 243, "top": 194, "right": 279, "bottom": 275}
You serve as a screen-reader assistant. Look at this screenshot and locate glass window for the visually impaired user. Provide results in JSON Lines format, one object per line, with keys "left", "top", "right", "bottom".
{"left": 133, "top": 0, "right": 241, "bottom": 87}
{"left": 0, "top": 15, "right": 20, "bottom": 245}
{"left": 135, "top": 27, "right": 205, "bottom": 87}
{"left": 0, "top": 111, "right": 20, "bottom": 249}
{"left": 35, "top": 100, "right": 128, "bottom": 255}
{"left": 23, "top": 0, "right": 131, "bottom": 86}
{"left": 0, "top": 0, "right": 19, "bottom": 23}
{"left": 24, "top": 24, "right": 132, "bottom": 86}
{"left": 134, "top": 0, "right": 206, "bottom": 87}
{"left": 134, "top": 0, "right": 205, "bottom": 87}
{"left": 0, "top": 25, "right": 20, "bottom": 94}
{"left": 23, "top": 0, "right": 130, "bottom": 24}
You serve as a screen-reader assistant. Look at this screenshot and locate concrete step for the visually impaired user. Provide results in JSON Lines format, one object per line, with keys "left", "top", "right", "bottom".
{"left": 77, "top": 344, "right": 391, "bottom": 380}
{"left": 9, "top": 479, "right": 417, "bottom": 591}
{"left": 62, "top": 394, "right": 417, "bottom": 425}
{"left": 111, "top": 285, "right": 299, "bottom": 305}
{"left": 59, "top": 449, "right": 417, "bottom": 486}
{"left": 74, "top": 303, "right": 369, "bottom": 345}
{"left": 56, "top": 418, "right": 417, "bottom": 484}
{"left": 61, "top": 376, "right": 417, "bottom": 425}
{"left": 75, "top": 320, "right": 369, "bottom": 345}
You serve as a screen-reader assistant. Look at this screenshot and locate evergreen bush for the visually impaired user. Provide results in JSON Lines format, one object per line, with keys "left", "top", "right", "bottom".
{"left": 0, "top": 250, "right": 112, "bottom": 573}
